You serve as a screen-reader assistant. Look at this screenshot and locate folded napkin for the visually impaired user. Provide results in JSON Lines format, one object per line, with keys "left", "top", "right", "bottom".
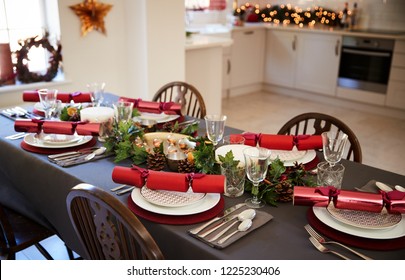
{"left": 237, "top": 133, "right": 322, "bottom": 151}
{"left": 190, "top": 207, "right": 274, "bottom": 249}
{"left": 14, "top": 119, "right": 100, "bottom": 136}
{"left": 23, "top": 90, "right": 92, "bottom": 103}
{"left": 293, "top": 186, "right": 405, "bottom": 214}
{"left": 118, "top": 97, "right": 182, "bottom": 115}
{"left": 112, "top": 165, "right": 225, "bottom": 193}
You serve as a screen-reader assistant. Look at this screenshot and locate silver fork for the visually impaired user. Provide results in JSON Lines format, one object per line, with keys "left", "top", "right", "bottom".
{"left": 309, "top": 236, "right": 350, "bottom": 260}
{"left": 304, "top": 224, "right": 372, "bottom": 260}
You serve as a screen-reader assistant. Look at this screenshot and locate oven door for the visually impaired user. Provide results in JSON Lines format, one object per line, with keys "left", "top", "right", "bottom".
{"left": 338, "top": 47, "right": 392, "bottom": 94}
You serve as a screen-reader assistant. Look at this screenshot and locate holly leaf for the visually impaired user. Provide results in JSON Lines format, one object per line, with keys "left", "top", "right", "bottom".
{"left": 218, "top": 150, "right": 240, "bottom": 169}
{"left": 131, "top": 144, "right": 148, "bottom": 165}
{"left": 268, "top": 158, "right": 286, "bottom": 181}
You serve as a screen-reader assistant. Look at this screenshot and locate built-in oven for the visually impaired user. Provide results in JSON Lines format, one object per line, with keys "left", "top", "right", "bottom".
{"left": 338, "top": 36, "right": 395, "bottom": 94}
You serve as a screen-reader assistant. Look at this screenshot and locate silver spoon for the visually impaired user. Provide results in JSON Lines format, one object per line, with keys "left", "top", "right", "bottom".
{"left": 376, "top": 181, "right": 393, "bottom": 192}
{"left": 395, "top": 185, "right": 405, "bottom": 192}
{"left": 84, "top": 146, "right": 106, "bottom": 161}
{"left": 218, "top": 219, "right": 253, "bottom": 245}
{"left": 207, "top": 209, "right": 256, "bottom": 242}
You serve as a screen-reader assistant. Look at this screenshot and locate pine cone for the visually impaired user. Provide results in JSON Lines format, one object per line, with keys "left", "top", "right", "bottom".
{"left": 177, "top": 159, "right": 196, "bottom": 173}
{"left": 274, "top": 181, "right": 294, "bottom": 202}
{"left": 146, "top": 148, "right": 166, "bottom": 171}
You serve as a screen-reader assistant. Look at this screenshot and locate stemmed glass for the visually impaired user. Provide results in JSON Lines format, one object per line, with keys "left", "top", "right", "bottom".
{"left": 87, "top": 82, "right": 106, "bottom": 107}
{"left": 321, "top": 131, "right": 348, "bottom": 167}
{"left": 38, "top": 89, "right": 58, "bottom": 119}
{"left": 204, "top": 115, "right": 227, "bottom": 148}
{"left": 243, "top": 147, "right": 272, "bottom": 208}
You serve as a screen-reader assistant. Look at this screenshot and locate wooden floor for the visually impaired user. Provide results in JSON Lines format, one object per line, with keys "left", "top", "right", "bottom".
{"left": 15, "top": 91, "right": 405, "bottom": 260}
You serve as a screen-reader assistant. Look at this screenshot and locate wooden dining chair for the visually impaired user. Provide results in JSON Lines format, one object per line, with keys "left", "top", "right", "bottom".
{"left": 0, "top": 202, "right": 72, "bottom": 260}
{"left": 152, "top": 81, "right": 207, "bottom": 118}
{"left": 66, "top": 183, "right": 164, "bottom": 260}
{"left": 277, "top": 112, "right": 362, "bottom": 163}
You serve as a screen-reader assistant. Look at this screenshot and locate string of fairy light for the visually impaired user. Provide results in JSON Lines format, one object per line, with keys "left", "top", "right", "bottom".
{"left": 234, "top": 3, "right": 348, "bottom": 27}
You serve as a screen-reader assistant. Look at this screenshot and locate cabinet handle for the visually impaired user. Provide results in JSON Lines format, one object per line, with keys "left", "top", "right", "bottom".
{"left": 244, "top": 31, "right": 254, "bottom": 35}
{"left": 227, "top": 59, "right": 231, "bottom": 74}
{"left": 292, "top": 35, "right": 297, "bottom": 51}
{"left": 335, "top": 39, "right": 340, "bottom": 56}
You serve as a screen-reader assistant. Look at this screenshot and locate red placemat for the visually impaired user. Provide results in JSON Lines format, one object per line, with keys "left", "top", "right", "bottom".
{"left": 307, "top": 207, "right": 405, "bottom": 251}
{"left": 127, "top": 195, "right": 225, "bottom": 225}
{"left": 20, "top": 137, "right": 97, "bottom": 154}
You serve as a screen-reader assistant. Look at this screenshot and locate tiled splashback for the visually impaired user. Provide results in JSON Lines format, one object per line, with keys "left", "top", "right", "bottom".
{"left": 189, "top": 0, "right": 405, "bottom": 31}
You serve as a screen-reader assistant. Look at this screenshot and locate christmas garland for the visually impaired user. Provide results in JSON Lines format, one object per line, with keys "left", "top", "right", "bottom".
{"left": 15, "top": 34, "right": 62, "bottom": 83}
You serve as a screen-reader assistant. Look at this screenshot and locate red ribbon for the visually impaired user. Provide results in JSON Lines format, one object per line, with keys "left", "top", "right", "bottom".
{"left": 315, "top": 186, "right": 341, "bottom": 202}
{"left": 131, "top": 165, "right": 150, "bottom": 179}
{"left": 242, "top": 132, "right": 261, "bottom": 146}
{"left": 186, "top": 172, "right": 206, "bottom": 185}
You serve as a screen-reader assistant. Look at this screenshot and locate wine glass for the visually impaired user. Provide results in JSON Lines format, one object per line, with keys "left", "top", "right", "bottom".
{"left": 38, "top": 89, "right": 58, "bottom": 119}
{"left": 243, "top": 146, "right": 272, "bottom": 208}
{"left": 204, "top": 115, "right": 227, "bottom": 147}
{"left": 321, "top": 131, "right": 348, "bottom": 167}
{"left": 87, "top": 82, "right": 106, "bottom": 107}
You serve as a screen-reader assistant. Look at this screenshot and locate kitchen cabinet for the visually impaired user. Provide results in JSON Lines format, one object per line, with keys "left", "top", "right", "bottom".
{"left": 265, "top": 29, "right": 341, "bottom": 96}
{"left": 386, "top": 40, "right": 405, "bottom": 109}
{"left": 229, "top": 28, "right": 265, "bottom": 94}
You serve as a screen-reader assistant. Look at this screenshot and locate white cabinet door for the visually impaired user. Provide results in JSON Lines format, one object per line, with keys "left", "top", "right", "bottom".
{"left": 230, "top": 29, "right": 265, "bottom": 89}
{"left": 264, "top": 30, "right": 297, "bottom": 88}
{"left": 296, "top": 33, "right": 341, "bottom": 95}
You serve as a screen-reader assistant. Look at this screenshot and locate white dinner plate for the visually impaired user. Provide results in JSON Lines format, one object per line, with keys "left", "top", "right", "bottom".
{"left": 215, "top": 145, "right": 316, "bottom": 167}
{"left": 140, "top": 187, "right": 206, "bottom": 208}
{"left": 270, "top": 147, "right": 307, "bottom": 163}
{"left": 282, "top": 149, "right": 316, "bottom": 167}
{"left": 23, "top": 133, "right": 93, "bottom": 149}
{"left": 34, "top": 102, "right": 45, "bottom": 112}
{"left": 313, "top": 206, "right": 405, "bottom": 239}
{"left": 131, "top": 188, "right": 220, "bottom": 215}
{"left": 326, "top": 203, "right": 402, "bottom": 230}
{"left": 133, "top": 112, "right": 180, "bottom": 124}
{"left": 215, "top": 144, "right": 251, "bottom": 166}
{"left": 41, "top": 133, "right": 83, "bottom": 145}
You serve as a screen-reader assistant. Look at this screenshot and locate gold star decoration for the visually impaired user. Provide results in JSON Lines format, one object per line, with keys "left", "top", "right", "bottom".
{"left": 70, "top": 0, "right": 113, "bottom": 37}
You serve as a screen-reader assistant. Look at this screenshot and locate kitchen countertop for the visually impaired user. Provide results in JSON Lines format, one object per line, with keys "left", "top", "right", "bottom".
{"left": 185, "top": 34, "right": 233, "bottom": 51}
{"left": 187, "top": 22, "right": 405, "bottom": 40}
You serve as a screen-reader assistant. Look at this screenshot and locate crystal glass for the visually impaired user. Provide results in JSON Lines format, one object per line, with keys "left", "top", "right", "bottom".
{"left": 243, "top": 147, "right": 272, "bottom": 208}
{"left": 113, "top": 101, "right": 134, "bottom": 123}
{"left": 87, "top": 82, "right": 106, "bottom": 107}
{"left": 321, "top": 131, "right": 348, "bottom": 167}
{"left": 204, "top": 115, "right": 227, "bottom": 147}
{"left": 317, "top": 161, "right": 345, "bottom": 189}
{"left": 38, "top": 89, "right": 58, "bottom": 119}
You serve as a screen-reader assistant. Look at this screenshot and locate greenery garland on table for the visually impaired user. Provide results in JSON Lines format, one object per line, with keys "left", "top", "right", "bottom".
{"left": 105, "top": 119, "right": 315, "bottom": 206}
{"left": 15, "top": 34, "right": 62, "bottom": 83}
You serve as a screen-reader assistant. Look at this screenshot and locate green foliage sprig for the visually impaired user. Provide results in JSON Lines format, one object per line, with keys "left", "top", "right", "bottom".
{"left": 60, "top": 105, "right": 81, "bottom": 121}
{"left": 191, "top": 136, "right": 218, "bottom": 174}
{"left": 104, "top": 120, "right": 147, "bottom": 164}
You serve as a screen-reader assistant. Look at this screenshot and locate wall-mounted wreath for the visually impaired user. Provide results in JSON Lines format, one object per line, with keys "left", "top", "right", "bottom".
{"left": 15, "top": 34, "right": 62, "bottom": 83}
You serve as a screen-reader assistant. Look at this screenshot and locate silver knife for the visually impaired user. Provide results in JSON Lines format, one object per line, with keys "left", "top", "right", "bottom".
{"left": 188, "top": 203, "right": 245, "bottom": 235}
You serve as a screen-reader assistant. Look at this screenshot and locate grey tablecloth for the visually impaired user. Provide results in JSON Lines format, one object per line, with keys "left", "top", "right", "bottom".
{"left": 1, "top": 96, "right": 405, "bottom": 260}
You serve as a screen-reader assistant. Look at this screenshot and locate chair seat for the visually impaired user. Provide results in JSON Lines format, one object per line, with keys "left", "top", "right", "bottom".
{"left": 0, "top": 204, "right": 56, "bottom": 260}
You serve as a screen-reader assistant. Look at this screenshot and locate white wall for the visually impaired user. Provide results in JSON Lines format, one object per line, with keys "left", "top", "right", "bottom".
{"left": 0, "top": 0, "right": 185, "bottom": 107}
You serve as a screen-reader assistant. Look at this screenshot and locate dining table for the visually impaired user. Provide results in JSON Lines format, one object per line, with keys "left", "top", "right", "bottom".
{"left": 1, "top": 93, "right": 405, "bottom": 260}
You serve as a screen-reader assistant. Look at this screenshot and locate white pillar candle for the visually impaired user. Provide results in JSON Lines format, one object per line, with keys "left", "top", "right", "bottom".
{"left": 80, "top": 107, "right": 114, "bottom": 123}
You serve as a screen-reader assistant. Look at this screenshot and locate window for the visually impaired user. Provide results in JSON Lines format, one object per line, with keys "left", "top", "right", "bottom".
{"left": 0, "top": 0, "right": 61, "bottom": 82}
